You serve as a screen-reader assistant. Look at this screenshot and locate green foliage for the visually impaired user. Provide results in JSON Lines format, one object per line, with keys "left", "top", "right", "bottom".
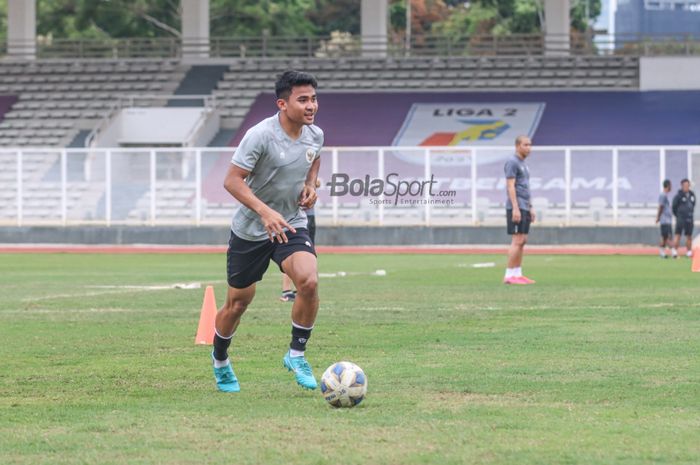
{"left": 0, "top": 0, "right": 6, "bottom": 45}
{"left": 433, "top": 0, "right": 601, "bottom": 38}
{"left": 0, "top": 0, "right": 603, "bottom": 43}
{"left": 211, "top": 0, "right": 318, "bottom": 37}
{"left": 571, "top": 0, "right": 602, "bottom": 32}
{"left": 308, "top": 0, "right": 360, "bottom": 36}
{"left": 37, "top": 0, "right": 181, "bottom": 39}
{"left": 32, "top": 0, "right": 321, "bottom": 39}
{"left": 432, "top": 3, "right": 499, "bottom": 38}
{"left": 389, "top": 0, "right": 407, "bottom": 32}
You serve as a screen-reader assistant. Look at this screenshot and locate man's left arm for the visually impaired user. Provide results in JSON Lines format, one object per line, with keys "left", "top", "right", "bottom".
{"left": 299, "top": 156, "right": 321, "bottom": 208}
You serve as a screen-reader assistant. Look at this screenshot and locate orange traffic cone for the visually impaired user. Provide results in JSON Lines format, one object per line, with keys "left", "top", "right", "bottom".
{"left": 692, "top": 245, "right": 700, "bottom": 273}
{"left": 195, "top": 285, "right": 217, "bottom": 345}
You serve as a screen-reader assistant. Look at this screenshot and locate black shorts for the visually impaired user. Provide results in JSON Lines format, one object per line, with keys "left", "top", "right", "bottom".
{"left": 506, "top": 209, "right": 531, "bottom": 235}
{"left": 675, "top": 219, "right": 694, "bottom": 236}
{"left": 660, "top": 224, "right": 672, "bottom": 239}
{"left": 226, "top": 228, "right": 316, "bottom": 289}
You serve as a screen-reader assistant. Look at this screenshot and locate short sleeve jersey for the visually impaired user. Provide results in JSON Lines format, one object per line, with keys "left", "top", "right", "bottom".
{"left": 230, "top": 113, "right": 324, "bottom": 241}
{"left": 658, "top": 193, "right": 672, "bottom": 225}
{"left": 504, "top": 154, "right": 531, "bottom": 210}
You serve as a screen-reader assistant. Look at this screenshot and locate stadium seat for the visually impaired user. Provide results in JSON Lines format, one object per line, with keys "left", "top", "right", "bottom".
{"left": 0, "top": 59, "right": 186, "bottom": 147}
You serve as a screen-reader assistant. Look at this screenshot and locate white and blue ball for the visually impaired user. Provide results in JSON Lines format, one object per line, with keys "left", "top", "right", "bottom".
{"left": 320, "top": 361, "right": 367, "bottom": 408}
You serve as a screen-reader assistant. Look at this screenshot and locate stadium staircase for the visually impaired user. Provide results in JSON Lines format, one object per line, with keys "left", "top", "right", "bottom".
{"left": 167, "top": 64, "right": 229, "bottom": 107}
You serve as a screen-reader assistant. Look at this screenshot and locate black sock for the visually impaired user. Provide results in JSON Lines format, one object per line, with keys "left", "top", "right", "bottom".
{"left": 213, "top": 332, "right": 232, "bottom": 361}
{"left": 290, "top": 324, "right": 312, "bottom": 352}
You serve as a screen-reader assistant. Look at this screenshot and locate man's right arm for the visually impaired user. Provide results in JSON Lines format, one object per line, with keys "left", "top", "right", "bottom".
{"left": 223, "top": 164, "right": 295, "bottom": 243}
{"left": 506, "top": 178, "right": 520, "bottom": 222}
{"left": 672, "top": 194, "right": 679, "bottom": 216}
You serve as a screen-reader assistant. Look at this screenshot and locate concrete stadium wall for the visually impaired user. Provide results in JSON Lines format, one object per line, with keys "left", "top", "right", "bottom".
{"left": 640, "top": 57, "right": 700, "bottom": 91}
{"left": 0, "top": 226, "right": 663, "bottom": 246}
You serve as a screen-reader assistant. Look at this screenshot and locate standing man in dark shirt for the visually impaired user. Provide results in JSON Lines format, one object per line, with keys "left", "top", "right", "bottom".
{"left": 672, "top": 178, "right": 696, "bottom": 258}
{"left": 656, "top": 179, "right": 675, "bottom": 259}
{"left": 503, "top": 135, "right": 536, "bottom": 285}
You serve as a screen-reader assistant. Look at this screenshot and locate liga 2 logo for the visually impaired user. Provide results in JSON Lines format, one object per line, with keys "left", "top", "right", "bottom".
{"left": 391, "top": 102, "right": 545, "bottom": 166}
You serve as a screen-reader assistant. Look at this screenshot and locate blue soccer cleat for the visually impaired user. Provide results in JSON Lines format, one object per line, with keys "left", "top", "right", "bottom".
{"left": 283, "top": 351, "right": 318, "bottom": 390}
{"left": 212, "top": 352, "right": 240, "bottom": 393}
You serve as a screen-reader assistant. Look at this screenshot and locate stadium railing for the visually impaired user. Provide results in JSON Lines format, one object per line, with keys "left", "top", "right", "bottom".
{"left": 3, "top": 33, "right": 699, "bottom": 60}
{"left": 0, "top": 146, "right": 698, "bottom": 228}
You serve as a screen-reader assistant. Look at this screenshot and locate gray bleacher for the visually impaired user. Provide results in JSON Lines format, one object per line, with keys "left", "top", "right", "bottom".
{"left": 0, "top": 55, "right": 640, "bottom": 145}
{"left": 0, "top": 59, "right": 185, "bottom": 147}
{"left": 213, "top": 55, "right": 640, "bottom": 126}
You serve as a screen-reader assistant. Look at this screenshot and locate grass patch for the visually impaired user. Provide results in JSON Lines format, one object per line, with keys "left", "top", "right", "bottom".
{"left": 0, "top": 253, "right": 698, "bottom": 464}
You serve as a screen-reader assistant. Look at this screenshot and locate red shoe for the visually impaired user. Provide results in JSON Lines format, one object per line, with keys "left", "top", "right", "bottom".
{"left": 503, "top": 276, "right": 526, "bottom": 285}
{"left": 518, "top": 276, "right": 536, "bottom": 284}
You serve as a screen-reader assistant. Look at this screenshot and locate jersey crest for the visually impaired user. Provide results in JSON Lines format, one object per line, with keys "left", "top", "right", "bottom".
{"left": 306, "top": 149, "right": 316, "bottom": 164}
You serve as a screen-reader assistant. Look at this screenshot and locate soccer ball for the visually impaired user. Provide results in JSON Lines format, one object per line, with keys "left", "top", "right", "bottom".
{"left": 320, "top": 361, "right": 367, "bottom": 408}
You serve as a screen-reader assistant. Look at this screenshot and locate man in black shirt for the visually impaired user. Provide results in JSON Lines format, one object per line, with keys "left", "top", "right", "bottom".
{"left": 672, "top": 178, "right": 696, "bottom": 258}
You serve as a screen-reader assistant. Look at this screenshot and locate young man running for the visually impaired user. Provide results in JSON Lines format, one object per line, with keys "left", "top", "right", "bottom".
{"left": 211, "top": 70, "right": 323, "bottom": 392}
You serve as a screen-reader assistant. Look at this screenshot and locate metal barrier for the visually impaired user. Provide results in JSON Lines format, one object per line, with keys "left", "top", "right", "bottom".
{"left": 0, "top": 146, "right": 697, "bottom": 227}
{"left": 2, "top": 33, "right": 699, "bottom": 60}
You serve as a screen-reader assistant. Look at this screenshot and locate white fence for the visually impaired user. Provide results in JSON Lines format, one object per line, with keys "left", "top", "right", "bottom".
{"left": 0, "top": 146, "right": 698, "bottom": 227}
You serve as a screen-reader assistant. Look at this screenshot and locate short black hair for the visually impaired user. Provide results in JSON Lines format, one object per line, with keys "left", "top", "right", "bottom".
{"left": 275, "top": 70, "right": 317, "bottom": 100}
{"left": 681, "top": 178, "right": 690, "bottom": 184}
{"left": 663, "top": 179, "right": 671, "bottom": 189}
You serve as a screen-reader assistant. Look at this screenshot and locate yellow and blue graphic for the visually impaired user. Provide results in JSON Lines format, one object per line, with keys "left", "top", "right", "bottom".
{"left": 419, "top": 120, "right": 511, "bottom": 146}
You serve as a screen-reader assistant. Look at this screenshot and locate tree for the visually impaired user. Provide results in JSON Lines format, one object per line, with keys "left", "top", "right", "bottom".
{"left": 30, "top": 0, "right": 319, "bottom": 40}
{"left": 211, "top": 0, "right": 317, "bottom": 37}
{"left": 392, "top": 0, "right": 450, "bottom": 35}
{"left": 36, "top": 0, "right": 181, "bottom": 39}
{"left": 1, "top": 0, "right": 601, "bottom": 45}
{"left": 0, "top": 0, "right": 6, "bottom": 47}
{"left": 307, "top": 0, "right": 360, "bottom": 36}
{"left": 432, "top": 0, "right": 600, "bottom": 38}
{"left": 570, "top": 0, "right": 602, "bottom": 32}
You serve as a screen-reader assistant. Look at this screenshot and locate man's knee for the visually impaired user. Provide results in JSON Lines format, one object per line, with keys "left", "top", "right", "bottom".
{"left": 222, "top": 295, "right": 252, "bottom": 319}
{"left": 512, "top": 234, "right": 528, "bottom": 246}
{"left": 295, "top": 273, "right": 318, "bottom": 297}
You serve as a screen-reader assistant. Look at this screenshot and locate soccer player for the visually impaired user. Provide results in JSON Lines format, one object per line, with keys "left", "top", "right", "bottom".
{"left": 211, "top": 70, "right": 323, "bottom": 393}
{"left": 672, "top": 178, "right": 696, "bottom": 258}
{"left": 656, "top": 179, "right": 675, "bottom": 258}
{"left": 503, "top": 135, "right": 536, "bottom": 285}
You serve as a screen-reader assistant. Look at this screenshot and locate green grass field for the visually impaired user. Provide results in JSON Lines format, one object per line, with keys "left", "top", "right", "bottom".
{"left": 1, "top": 252, "right": 698, "bottom": 465}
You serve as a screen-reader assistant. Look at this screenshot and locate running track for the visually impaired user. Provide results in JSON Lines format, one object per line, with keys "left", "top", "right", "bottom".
{"left": 0, "top": 244, "right": 659, "bottom": 255}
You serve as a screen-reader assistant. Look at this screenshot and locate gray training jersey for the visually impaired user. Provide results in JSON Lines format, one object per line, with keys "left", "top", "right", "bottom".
{"left": 230, "top": 113, "right": 324, "bottom": 241}
{"left": 504, "top": 154, "right": 531, "bottom": 210}
{"left": 658, "top": 193, "right": 672, "bottom": 225}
